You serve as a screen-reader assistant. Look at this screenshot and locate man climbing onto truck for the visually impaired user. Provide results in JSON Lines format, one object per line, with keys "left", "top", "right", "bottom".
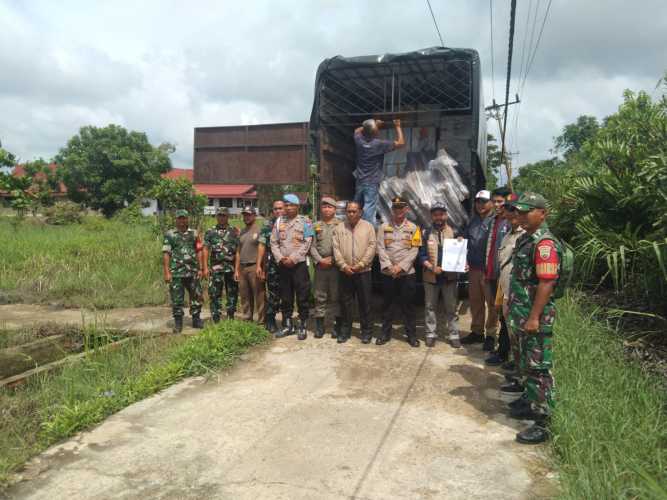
{"left": 353, "top": 118, "right": 405, "bottom": 225}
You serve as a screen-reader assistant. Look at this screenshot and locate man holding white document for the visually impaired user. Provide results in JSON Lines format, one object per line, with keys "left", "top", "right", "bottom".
{"left": 419, "top": 202, "right": 466, "bottom": 348}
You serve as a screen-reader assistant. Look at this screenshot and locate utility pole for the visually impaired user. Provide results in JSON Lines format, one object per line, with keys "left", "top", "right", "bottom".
{"left": 486, "top": 96, "right": 520, "bottom": 190}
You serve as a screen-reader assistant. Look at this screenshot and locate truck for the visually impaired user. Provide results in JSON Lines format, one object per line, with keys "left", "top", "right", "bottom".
{"left": 309, "top": 46, "right": 487, "bottom": 228}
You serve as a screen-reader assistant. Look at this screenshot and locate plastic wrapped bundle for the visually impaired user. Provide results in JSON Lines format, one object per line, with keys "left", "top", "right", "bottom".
{"left": 378, "top": 148, "right": 470, "bottom": 229}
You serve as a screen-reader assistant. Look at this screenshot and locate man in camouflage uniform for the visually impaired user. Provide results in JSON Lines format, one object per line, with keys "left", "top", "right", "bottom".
{"left": 257, "top": 200, "right": 285, "bottom": 333}
{"left": 508, "top": 192, "right": 561, "bottom": 445}
{"left": 162, "top": 209, "right": 205, "bottom": 333}
{"left": 204, "top": 207, "right": 240, "bottom": 322}
{"left": 270, "top": 193, "right": 314, "bottom": 340}
{"left": 310, "top": 196, "right": 342, "bottom": 339}
{"left": 376, "top": 196, "right": 422, "bottom": 347}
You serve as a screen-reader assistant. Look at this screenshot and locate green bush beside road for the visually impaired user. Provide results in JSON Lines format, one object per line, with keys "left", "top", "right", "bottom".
{"left": 0, "top": 320, "right": 269, "bottom": 487}
{"left": 552, "top": 293, "right": 667, "bottom": 499}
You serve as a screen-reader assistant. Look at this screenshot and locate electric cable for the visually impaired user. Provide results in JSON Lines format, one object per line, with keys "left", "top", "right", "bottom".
{"left": 425, "top": 0, "right": 445, "bottom": 48}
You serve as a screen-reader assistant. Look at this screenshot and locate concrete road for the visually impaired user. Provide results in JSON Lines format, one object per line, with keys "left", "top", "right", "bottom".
{"left": 5, "top": 305, "right": 556, "bottom": 500}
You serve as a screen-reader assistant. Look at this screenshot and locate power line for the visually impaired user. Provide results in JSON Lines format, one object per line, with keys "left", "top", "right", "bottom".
{"left": 521, "top": 0, "right": 552, "bottom": 94}
{"left": 425, "top": 0, "right": 445, "bottom": 47}
{"left": 489, "top": 0, "right": 496, "bottom": 100}
{"left": 499, "top": 0, "right": 518, "bottom": 183}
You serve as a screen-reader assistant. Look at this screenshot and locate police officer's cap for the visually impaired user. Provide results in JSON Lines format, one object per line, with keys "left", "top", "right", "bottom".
{"left": 391, "top": 196, "right": 408, "bottom": 208}
{"left": 283, "top": 193, "right": 300, "bottom": 205}
{"left": 320, "top": 196, "right": 337, "bottom": 208}
{"left": 175, "top": 209, "right": 189, "bottom": 218}
{"left": 430, "top": 202, "right": 447, "bottom": 213}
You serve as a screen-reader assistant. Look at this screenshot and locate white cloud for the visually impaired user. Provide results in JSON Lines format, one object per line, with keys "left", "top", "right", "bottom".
{"left": 0, "top": 0, "right": 665, "bottom": 171}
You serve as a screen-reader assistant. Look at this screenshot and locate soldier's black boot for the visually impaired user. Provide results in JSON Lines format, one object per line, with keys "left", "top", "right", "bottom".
{"left": 192, "top": 314, "right": 204, "bottom": 329}
{"left": 516, "top": 418, "right": 550, "bottom": 445}
{"left": 333, "top": 317, "right": 342, "bottom": 339}
{"left": 227, "top": 311, "right": 234, "bottom": 320}
{"left": 265, "top": 314, "right": 278, "bottom": 334}
{"left": 212, "top": 314, "right": 221, "bottom": 324}
{"left": 173, "top": 316, "right": 183, "bottom": 334}
{"left": 314, "top": 318, "right": 325, "bottom": 339}
{"left": 276, "top": 317, "right": 294, "bottom": 338}
{"left": 297, "top": 319, "right": 308, "bottom": 340}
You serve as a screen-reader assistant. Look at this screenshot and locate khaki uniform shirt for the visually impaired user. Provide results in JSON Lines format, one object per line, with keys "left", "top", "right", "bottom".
{"left": 333, "top": 219, "right": 376, "bottom": 273}
{"left": 238, "top": 221, "right": 262, "bottom": 265}
{"left": 498, "top": 226, "right": 526, "bottom": 302}
{"left": 310, "top": 218, "right": 341, "bottom": 263}
{"left": 377, "top": 219, "right": 421, "bottom": 276}
{"left": 270, "top": 215, "right": 313, "bottom": 264}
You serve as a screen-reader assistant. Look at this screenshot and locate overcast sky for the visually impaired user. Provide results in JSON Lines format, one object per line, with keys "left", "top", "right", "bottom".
{"left": 1, "top": 0, "right": 665, "bottom": 172}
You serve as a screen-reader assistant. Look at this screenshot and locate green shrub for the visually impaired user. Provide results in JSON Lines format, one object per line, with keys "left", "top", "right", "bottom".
{"left": 42, "top": 201, "right": 84, "bottom": 225}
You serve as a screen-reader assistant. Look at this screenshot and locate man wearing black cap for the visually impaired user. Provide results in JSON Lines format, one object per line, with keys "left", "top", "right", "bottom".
{"left": 376, "top": 196, "right": 422, "bottom": 347}
{"left": 310, "top": 196, "right": 342, "bottom": 339}
{"left": 419, "top": 202, "right": 462, "bottom": 348}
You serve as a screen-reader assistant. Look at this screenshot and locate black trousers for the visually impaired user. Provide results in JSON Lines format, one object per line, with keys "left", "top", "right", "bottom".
{"left": 339, "top": 271, "right": 372, "bottom": 337}
{"left": 278, "top": 262, "right": 311, "bottom": 319}
{"left": 381, "top": 274, "right": 416, "bottom": 340}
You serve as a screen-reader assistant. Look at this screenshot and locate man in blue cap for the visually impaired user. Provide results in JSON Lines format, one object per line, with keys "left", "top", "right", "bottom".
{"left": 270, "top": 193, "right": 314, "bottom": 339}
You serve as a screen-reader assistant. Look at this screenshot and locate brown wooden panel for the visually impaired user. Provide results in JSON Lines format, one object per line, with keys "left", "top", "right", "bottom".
{"left": 194, "top": 122, "right": 309, "bottom": 184}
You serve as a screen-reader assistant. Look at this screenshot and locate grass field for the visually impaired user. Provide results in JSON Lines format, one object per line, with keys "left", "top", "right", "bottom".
{"left": 0, "top": 320, "right": 269, "bottom": 487}
{"left": 0, "top": 216, "right": 256, "bottom": 309}
{"left": 552, "top": 293, "right": 667, "bottom": 499}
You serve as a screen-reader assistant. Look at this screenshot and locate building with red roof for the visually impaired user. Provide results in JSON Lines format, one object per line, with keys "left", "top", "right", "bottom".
{"left": 142, "top": 168, "right": 257, "bottom": 215}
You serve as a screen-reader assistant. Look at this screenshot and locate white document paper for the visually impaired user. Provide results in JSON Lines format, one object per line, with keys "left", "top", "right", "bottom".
{"left": 441, "top": 238, "right": 468, "bottom": 273}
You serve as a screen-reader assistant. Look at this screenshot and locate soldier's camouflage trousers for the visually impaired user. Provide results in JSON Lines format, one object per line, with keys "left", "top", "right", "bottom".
{"left": 209, "top": 271, "right": 238, "bottom": 318}
{"left": 265, "top": 261, "right": 280, "bottom": 318}
{"left": 170, "top": 276, "right": 203, "bottom": 318}
{"left": 519, "top": 331, "right": 554, "bottom": 416}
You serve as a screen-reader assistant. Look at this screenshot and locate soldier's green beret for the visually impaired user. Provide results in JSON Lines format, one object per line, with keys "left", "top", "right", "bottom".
{"left": 175, "top": 209, "right": 189, "bottom": 218}
{"left": 511, "top": 192, "right": 547, "bottom": 211}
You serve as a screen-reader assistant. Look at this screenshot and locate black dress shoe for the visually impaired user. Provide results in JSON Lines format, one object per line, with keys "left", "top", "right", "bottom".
{"left": 314, "top": 318, "right": 325, "bottom": 339}
{"left": 425, "top": 337, "right": 436, "bottom": 348}
{"left": 407, "top": 338, "right": 420, "bottom": 348}
{"left": 510, "top": 405, "right": 544, "bottom": 421}
{"left": 360, "top": 335, "right": 372, "bottom": 344}
{"left": 516, "top": 423, "right": 549, "bottom": 444}
{"left": 482, "top": 336, "right": 495, "bottom": 351}
{"left": 508, "top": 393, "right": 529, "bottom": 409}
{"left": 485, "top": 353, "right": 505, "bottom": 366}
{"left": 460, "top": 332, "right": 484, "bottom": 345}
{"left": 297, "top": 319, "right": 308, "bottom": 340}
{"left": 337, "top": 335, "right": 348, "bottom": 344}
{"left": 211, "top": 314, "right": 221, "bottom": 324}
{"left": 500, "top": 380, "right": 524, "bottom": 393}
{"left": 375, "top": 336, "right": 390, "bottom": 345}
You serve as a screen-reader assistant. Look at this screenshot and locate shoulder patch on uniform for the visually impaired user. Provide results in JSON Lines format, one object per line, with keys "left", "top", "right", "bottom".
{"left": 538, "top": 244, "right": 552, "bottom": 259}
